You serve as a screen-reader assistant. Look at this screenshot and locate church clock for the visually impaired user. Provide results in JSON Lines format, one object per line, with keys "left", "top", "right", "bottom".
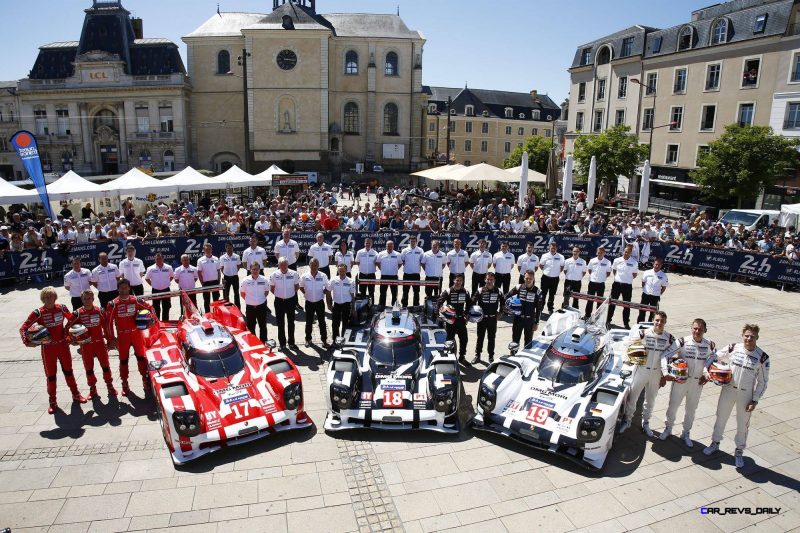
{"left": 276, "top": 49, "right": 297, "bottom": 70}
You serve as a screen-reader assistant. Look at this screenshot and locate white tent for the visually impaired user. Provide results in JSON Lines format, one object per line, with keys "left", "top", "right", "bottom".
{"left": 100, "top": 168, "right": 177, "bottom": 195}
{"left": 411, "top": 164, "right": 467, "bottom": 180}
{"left": 504, "top": 165, "right": 547, "bottom": 184}
{"left": 453, "top": 163, "right": 516, "bottom": 183}
{"left": 0, "top": 179, "right": 38, "bottom": 203}
{"left": 161, "top": 166, "right": 221, "bottom": 192}
{"left": 46, "top": 171, "right": 107, "bottom": 200}
{"left": 252, "top": 164, "right": 288, "bottom": 182}
{"left": 214, "top": 165, "right": 255, "bottom": 186}
{"left": 780, "top": 202, "right": 800, "bottom": 228}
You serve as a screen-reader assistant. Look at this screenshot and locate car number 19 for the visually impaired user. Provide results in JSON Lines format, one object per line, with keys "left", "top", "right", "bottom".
{"left": 526, "top": 405, "right": 550, "bottom": 426}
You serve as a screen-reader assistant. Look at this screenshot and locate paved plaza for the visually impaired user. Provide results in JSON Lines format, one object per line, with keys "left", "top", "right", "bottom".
{"left": 0, "top": 268, "right": 798, "bottom": 532}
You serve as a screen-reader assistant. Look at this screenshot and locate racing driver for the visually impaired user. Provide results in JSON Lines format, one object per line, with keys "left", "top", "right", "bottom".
{"left": 437, "top": 273, "right": 473, "bottom": 367}
{"left": 20, "top": 287, "right": 87, "bottom": 414}
{"left": 66, "top": 289, "right": 117, "bottom": 399}
{"left": 505, "top": 269, "right": 544, "bottom": 348}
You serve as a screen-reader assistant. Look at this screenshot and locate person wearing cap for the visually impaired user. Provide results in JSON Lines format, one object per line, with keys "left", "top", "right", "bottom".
{"left": 585, "top": 246, "right": 612, "bottom": 317}
{"left": 119, "top": 245, "right": 146, "bottom": 296}
{"left": 197, "top": 243, "right": 222, "bottom": 313}
{"left": 64, "top": 257, "right": 92, "bottom": 310}
{"left": 240, "top": 263, "right": 269, "bottom": 341}
{"left": 562, "top": 246, "right": 587, "bottom": 309}
{"left": 538, "top": 240, "right": 564, "bottom": 319}
{"left": 607, "top": 243, "right": 639, "bottom": 328}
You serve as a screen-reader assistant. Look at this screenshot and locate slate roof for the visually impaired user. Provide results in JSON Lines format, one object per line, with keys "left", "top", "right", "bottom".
{"left": 423, "top": 86, "right": 561, "bottom": 121}
{"left": 570, "top": 25, "right": 658, "bottom": 69}
{"left": 183, "top": 13, "right": 266, "bottom": 38}
{"left": 323, "top": 13, "right": 423, "bottom": 39}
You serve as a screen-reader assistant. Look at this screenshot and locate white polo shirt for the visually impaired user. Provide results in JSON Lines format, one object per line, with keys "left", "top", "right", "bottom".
{"left": 145, "top": 264, "right": 174, "bottom": 291}
{"left": 400, "top": 246, "right": 423, "bottom": 274}
{"left": 242, "top": 246, "right": 267, "bottom": 269}
{"left": 493, "top": 251, "right": 516, "bottom": 274}
{"left": 446, "top": 249, "right": 469, "bottom": 274}
{"left": 588, "top": 257, "right": 613, "bottom": 284}
{"left": 470, "top": 250, "right": 493, "bottom": 274}
{"left": 540, "top": 252, "right": 565, "bottom": 277}
{"left": 612, "top": 257, "right": 639, "bottom": 284}
{"left": 274, "top": 239, "right": 300, "bottom": 265}
{"left": 563, "top": 257, "right": 588, "bottom": 281}
{"left": 197, "top": 255, "right": 221, "bottom": 282}
{"left": 269, "top": 269, "right": 299, "bottom": 299}
{"left": 328, "top": 275, "right": 356, "bottom": 304}
{"left": 299, "top": 271, "right": 329, "bottom": 303}
{"left": 308, "top": 242, "right": 333, "bottom": 268}
{"left": 174, "top": 265, "right": 199, "bottom": 290}
{"left": 422, "top": 250, "right": 446, "bottom": 277}
{"left": 119, "top": 257, "right": 145, "bottom": 287}
{"left": 355, "top": 248, "right": 378, "bottom": 274}
{"left": 91, "top": 263, "right": 121, "bottom": 292}
{"left": 376, "top": 250, "right": 401, "bottom": 276}
{"left": 64, "top": 268, "right": 92, "bottom": 297}
{"left": 642, "top": 268, "right": 669, "bottom": 296}
{"left": 241, "top": 275, "right": 268, "bottom": 306}
{"left": 334, "top": 250, "right": 354, "bottom": 270}
{"left": 220, "top": 253, "right": 241, "bottom": 277}
{"left": 517, "top": 253, "right": 540, "bottom": 276}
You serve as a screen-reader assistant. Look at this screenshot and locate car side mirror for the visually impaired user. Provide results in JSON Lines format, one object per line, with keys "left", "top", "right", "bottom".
{"left": 444, "top": 340, "right": 456, "bottom": 353}
{"left": 508, "top": 342, "right": 520, "bottom": 355}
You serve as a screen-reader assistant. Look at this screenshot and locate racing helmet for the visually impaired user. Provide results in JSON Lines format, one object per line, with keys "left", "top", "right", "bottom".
{"left": 668, "top": 358, "right": 689, "bottom": 383}
{"left": 26, "top": 324, "right": 52, "bottom": 345}
{"left": 439, "top": 305, "right": 457, "bottom": 325}
{"left": 504, "top": 296, "right": 522, "bottom": 316}
{"left": 626, "top": 342, "right": 647, "bottom": 365}
{"left": 467, "top": 305, "right": 484, "bottom": 323}
{"left": 708, "top": 361, "right": 732, "bottom": 386}
{"left": 68, "top": 324, "right": 92, "bottom": 345}
{"left": 352, "top": 298, "right": 372, "bottom": 326}
{"left": 135, "top": 309, "right": 154, "bottom": 330}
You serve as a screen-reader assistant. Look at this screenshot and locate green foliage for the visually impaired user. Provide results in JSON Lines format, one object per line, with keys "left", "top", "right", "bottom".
{"left": 503, "top": 135, "right": 551, "bottom": 173}
{"left": 573, "top": 125, "right": 648, "bottom": 188}
{"left": 690, "top": 124, "right": 799, "bottom": 206}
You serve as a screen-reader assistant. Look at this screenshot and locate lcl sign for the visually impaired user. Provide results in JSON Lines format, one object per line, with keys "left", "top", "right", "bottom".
{"left": 89, "top": 71, "right": 109, "bottom": 80}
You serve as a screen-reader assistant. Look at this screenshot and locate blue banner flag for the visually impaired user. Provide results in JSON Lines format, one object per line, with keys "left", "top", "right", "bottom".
{"left": 9, "top": 130, "right": 54, "bottom": 219}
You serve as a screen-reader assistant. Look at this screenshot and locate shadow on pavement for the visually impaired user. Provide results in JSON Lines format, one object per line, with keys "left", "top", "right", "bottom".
{"left": 690, "top": 450, "right": 800, "bottom": 493}
{"left": 40, "top": 392, "right": 155, "bottom": 441}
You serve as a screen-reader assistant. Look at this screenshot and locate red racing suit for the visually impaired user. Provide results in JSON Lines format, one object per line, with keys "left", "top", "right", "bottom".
{"left": 106, "top": 296, "right": 154, "bottom": 384}
{"left": 67, "top": 306, "right": 114, "bottom": 389}
{"left": 19, "top": 304, "right": 80, "bottom": 405}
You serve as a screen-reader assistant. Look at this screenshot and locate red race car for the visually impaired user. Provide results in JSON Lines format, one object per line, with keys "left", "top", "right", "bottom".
{"left": 143, "top": 288, "right": 311, "bottom": 466}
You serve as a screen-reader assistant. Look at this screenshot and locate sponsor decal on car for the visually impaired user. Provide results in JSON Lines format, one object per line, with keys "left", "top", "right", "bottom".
{"left": 361, "top": 392, "right": 373, "bottom": 401}
{"left": 259, "top": 398, "right": 277, "bottom": 414}
{"left": 526, "top": 396, "right": 556, "bottom": 409}
{"left": 216, "top": 382, "right": 252, "bottom": 394}
{"left": 413, "top": 393, "right": 427, "bottom": 409}
{"left": 556, "top": 416, "right": 573, "bottom": 432}
{"left": 530, "top": 387, "right": 568, "bottom": 400}
{"left": 223, "top": 391, "right": 250, "bottom": 405}
{"left": 381, "top": 379, "right": 405, "bottom": 391}
{"left": 503, "top": 400, "right": 521, "bottom": 413}
{"left": 205, "top": 411, "right": 222, "bottom": 430}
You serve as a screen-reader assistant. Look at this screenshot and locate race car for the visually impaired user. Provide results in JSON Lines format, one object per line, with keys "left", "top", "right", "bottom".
{"left": 471, "top": 297, "right": 645, "bottom": 470}
{"left": 324, "top": 287, "right": 460, "bottom": 433}
{"left": 143, "top": 287, "right": 311, "bottom": 466}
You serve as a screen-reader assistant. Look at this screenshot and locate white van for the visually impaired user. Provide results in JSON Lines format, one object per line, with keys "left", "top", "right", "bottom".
{"left": 718, "top": 209, "right": 780, "bottom": 231}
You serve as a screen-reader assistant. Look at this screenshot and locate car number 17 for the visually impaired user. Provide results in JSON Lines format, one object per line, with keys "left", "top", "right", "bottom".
{"left": 526, "top": 405, "right": 550, "bottom": 426}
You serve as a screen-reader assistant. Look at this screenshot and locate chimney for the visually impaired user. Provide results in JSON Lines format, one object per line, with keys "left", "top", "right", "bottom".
{"left": 531, "top": 90, "right": 539, "bottom": 103}
{"left": 131, "top": 17, "right": 143, "bottom": 39}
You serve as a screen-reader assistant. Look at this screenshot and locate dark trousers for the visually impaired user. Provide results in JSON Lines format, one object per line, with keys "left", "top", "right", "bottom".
{"left": 608, "top": 282, "right": 633, "bottom": 326}
{"left": 402, "top": 273, "right": 421, "bottom": 307}
{"left": 562, "top": 279, "right": 582, "bottom": 309}
{"left": 379, "top": 274, "right": 398, "bottom": 307}
{"left": 331, "top": 302, "right": 351, "bottom": 339}
{"left": 476, "top": 317, "right": 498, "bottom": 357}
{"left": 70, "top": 296, "right": 82, "bottom": 311}
{"left": 472, "top": 272, "right": 487, "bottom": 292}
{"left": 131, "top": 284, "right": 144, "bottom": 296}
{"left": 321, "top": 266, "right": 331, "bottom": 280}
{"left": 246, "top": 303, "right": 268, "bottom": 341}
{"left": 445, "top": 318, "right": 468, "bottom": 356}
{"left": 585, "top": 281, "right": 606, "bottom": 317}
{"left": 359, "top": 273, "right": 376, "bottom": 303}
{"left": 496, "top": 272, "right": 511, "bottom": 295}
{"left": 304, "top": 300, "right": 327, "bottom": 343}
{"left": 274, "top": 296, "right": 296, "bottom": 346}
{"left": 638, "top": 293, "right": 661, "bottom": 323}
{"left": 98, "top": 290, "right": 118, "bottom": 311}
{"left": 512, "top": 315, "right": 536, "bottom": 347}
{"left": 540, "top": 275, "right": 559, "bottom": 315}
{"left": 425, "top": 276, "right": 441, "bottom": 299}
{"left": 223, "top": 274, "right": 240, "bottom": 308}
{"left": 201, "top": 279, "right": 220, "bottom": 313}
{"left": 151, "top": 288, "right": 171, "bottom": 321}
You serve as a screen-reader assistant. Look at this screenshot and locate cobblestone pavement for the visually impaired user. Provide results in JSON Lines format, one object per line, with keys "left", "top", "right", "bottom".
{"left": 0, "top": 267, "right": 798, "bottom": 532}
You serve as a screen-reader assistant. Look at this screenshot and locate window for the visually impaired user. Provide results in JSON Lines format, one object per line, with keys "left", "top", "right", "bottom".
{"left": 385, "top": 52, "right": 398, "bottom": 76}
{"left": 344, "top": 102, "right": 359, "bottom": 134}
{"left": 544, "top": 129, "right": 551, "bottom": 138}
{"left": 532, "top": 110, "right": 540, "bottom": 120}
{"left": 481, "top": 122, "right": 489, "bottom": 134}
{"left": 504, "top": 141, "right": 512, "bottom": 153}
{"left": 94, "top": 109, "right": 115, "bottom": 130}
{"left": 652, "top": 36, "right": 663, "bottom": 53}
{"left": 696, "top": 145, "right": 710, "bottom": 166}
{"left": 785, "top": 103, "right": 800, "bottom": 129}
{"left": 706, "top": 64, "right": 721, "bottom": 90}
{"left": 593, "top": 110, "right": 603, "bottom": 132}
{"left": 753, "top": 14, "right": 767, "bottom": 34}
{"left": 711, "top": 19, "right": 728, "bottom": 45}
{"left": 383, "top": 103, "right": 398, "bottom": 135}
{"left": 505, "top": 126, "right": 512, "bottom": 135}
{"left": 666, "top": 144, "right": 679, "bottom": 165}
{"left": 135, "top": 105, "right": 149, "bottom": 132}
{"left": 448, "top": 140, "right": 455, "bottom": 151}
{"left": 449, "top": 121, "right": 456, "bottom": 133}
{"left": 465, "top": 105, "right": 474, "bottom": 116}
{"left": 56, "top": 109, "right": 69, "bottom": 135}
{"left": 428, "top": 121, "right": 435, "bottom": 132}
{"left": 576, "top": 112, "right": 584, "bottom": 131}
{"left": 464, "top": 140, "right": 472, "bottom": 152}
{"left": 621, "top": 37, "right": 634, "bottom": 57}
{"left": 532, "top": 128, "right": 538, "bottom": 135}
{"left": 217, "top": 50, "right": 230, "bottom": 75}
{"left": 518, "top": 127, "right": 524, "bottom": 135}
{"left": 618, "top": 76, "right": 628, "bottom": 98}
{"left": 742, "top": 58, "right": 760, "bottom": 87}
{"left": 597, "top": 79, "right": 606, "bottom": 100}
{"left": 465, "top": 121, "right": 473, "bottom": 133}
{"left": 345, "top": 50, "right": 358, "bottom": 75}
{"left": 791, "top": 53, "right": 800, "bottom": 82}
{"left": 428, "top": 103, "right": 437, "bottom": 113}
{"left": 645, "top": 72, "right": 657, "bottom": 95}
{"left": 450, "top": 109, "right": 456, "bottom": 115}
{"left": 700, "top": 105, "right": 716, "bottom": 131}
{"left": 670, "top": 106, "right": 683, "bottom": 130}
{"left": 139, "top": 149, "right": 151, "bottom": 167}
{"left": 642, "top": 108, "right": 654, "bottom": 130}
{"left": 159, "top": 105, "right": 173, "bottom": 132}
{"left": 41, "top": 152, "right": 52, "bottom": 172}
{"left": 673, "top": 68, "right": 687, "bottom": 93}
{"left": 597, "top": 46, "right": 611, "bottom": 65}
{"left": 615, "top": 109, "right": 625, "bottom": 126}
{"left": 428, "top": 138, "right": 435, "bottom": 150}
{"left": 581, "top": 47, "right": 592, "bottom": 65}
{"left": 34, "top": 109, "right": 47, "bottom": 135}
{"left": 480, "top": 140, "right": 489, "bottom": 152}
{"left": 61, "top": 150, "right": 72, "bottom": 171}
{"left": 504, "top": 108, "right": 513, "bottom": 118}
{"left": 678, "top": 26, "right": 693, "bottom": 50}
{"left": 578, "top": 82, "right": 586, "bottom": 102}
{"left": 738, "top": 103, "right": 755, "bottom": 126}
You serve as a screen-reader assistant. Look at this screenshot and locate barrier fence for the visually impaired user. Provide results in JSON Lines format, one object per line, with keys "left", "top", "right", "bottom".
{"left": 1, "top": 231, "right": 798, "bottom": 285}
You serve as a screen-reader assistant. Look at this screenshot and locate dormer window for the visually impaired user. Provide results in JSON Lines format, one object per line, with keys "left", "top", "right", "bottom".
{"left": 482, "top": 110, "right": 489, "bottom": 117}
{"left": 465, "top": 105, "right": 474, "bottom": 116}
{"left": 596, "top": 46, "right": 611, "bottom": 65}
{"left": 711, "top": 19, "right": 728, "bottom": 45}
{"left": 678, "top": 26, "right": 694, "bottom": 51}
{"left": 753, "top": 14, "right": 767, "bottom": 33}
{"left": 450, "top": 109, "right": 456, "bottom": 115}
{"left": 518, "top": 113, "right": 525, "bottom": 119}
{"left": 428, "top": 104, "right": 437, "bottom": 113}
{"left": 532, "top": 110, "right": 540, "bottom": 120}
{"left": 504, "top": 107, "right": 513, "bottom": 118}
{"left": 580, "top": 47, "right": 592, "bottom": 65}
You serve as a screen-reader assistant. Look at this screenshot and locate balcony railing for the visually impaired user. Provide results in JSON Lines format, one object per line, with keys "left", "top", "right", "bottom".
{"left": 132, "top": 131, "right": 180, "bottom": 141}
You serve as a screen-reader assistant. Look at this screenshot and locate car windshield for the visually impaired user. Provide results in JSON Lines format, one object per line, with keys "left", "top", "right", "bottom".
{"left": 720, "top": 211, "right": 760, "bottom": 227}
{"left": 188, "top": 342, "right": 246, "bottom": 379}
{"left": 369, "top": 336, "right": 420, "bottom": 367}
{"left": 537, "top": 347, "right": 598, "bottom": 385}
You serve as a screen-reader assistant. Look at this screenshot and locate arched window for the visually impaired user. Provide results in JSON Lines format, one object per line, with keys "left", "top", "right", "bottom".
{"left": 678, "top": 26, "right": 694, "bottom": 50}
{"left": 217, "top": 50, "right": 230, "bottom": 75}
{"left": 345, "top": 51, "right": 358, "bottom": 75}
{"left": 344, "top": 102, "right": 359, "bottom": 134}
{"left": 385, "top": 52, "right": 398, "bottom": 76}
{"left": 711, "top": 19, "right": 728, "bottom": 44}
{"left": 93, "top": 109, "right": 116, "bottom": 131}
{"left": 597, "top": 46, "right": 611, "bottom": 65}
{"left": 383, "top": 103, "right": 398, "bottom": 135}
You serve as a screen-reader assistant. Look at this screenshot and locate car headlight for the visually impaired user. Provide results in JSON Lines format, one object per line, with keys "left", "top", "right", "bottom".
{"left": 577, "top": 416, "right": 605, "bottom": 442}
{"left": 172, "top": 410, "right": 201, "bottom": 437}
{"left": 330, "top": 383, "right": 352, "bottom": 410}
{"left": 284, "top": 383, "right": 303, "bottom": 410}
{"left": 478, "top": 383, "right": 496, "bottom": 411}
{"left": 433, "top": 387, "right": 455, "bottom": 413}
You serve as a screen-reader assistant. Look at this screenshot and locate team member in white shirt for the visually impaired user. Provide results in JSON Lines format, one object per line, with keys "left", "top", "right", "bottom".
{"left": 446, "top": 238, "right": 469, "bottom": 288}
{"left": 242, "top": 235, "right": 267, "bottom": 274}
{"left": 585, "top": 246, "right": 612, "bottom": 317}
{"left": 220, "top": 242, "right": 242, "bottom": 308}
{"left": 174, "top": 254, "right": 199, "bottom": 306}
{"left": 308, "top": 232, "right": 334, "bottom": 279}
{"left": 64, "top": 257, "right": 92, "bottom": 310}
{"left": 562, "top": 246, "right": 587, "bottom": 309}
{"left": 91, "top": 252, "right": 122, "bottom": 309}
{"left": 516, "top": 242, "right": 539, "bottom": 284}
{"left": 334, "top": 240, "right": 354, "bottom": 276}
{"left": 400, "top": 235, "right": 424, "bottom": 307}
{"left": 269, "top": 257, "right": 300, "bottom": 349}
{"left": 638, "top": 257, "right": 669, "bottom": 323}
{"left": 197, "top": 243, "right": 222, "bottom": 313}
{"left": 299, "top": 258, "right": 330, "bottom": 348}
{"left": 355, "top": 238, "right": 378, "bottom": 303}
{"left": 145, "top": 253, "right": 174, "bottom": 321}
{"left": 607, "top": 243, "right": 639, "bottom": 328}
{"left": 119, "top": 245, "right": 146, "bottom": 296}
{"left": 376, "top": 240, "right": 402, "bottom": 307}
{"left": 493, "top": 242, "right": 515, "bottom": 294}
{"left": 422, "top": 240, "right": 446, "bottom": 298}
{"left": 274, "top": 228, "right": 300, "bottom": 268}
{"left": 327, "top": 263, "right": 356, "bottom": 339}
{"left": 469, "top": 239, "right": 493, "bottom": 291}
{"left": 538, "top": 240, "right": 565, "bottom": 318}
{"left": 240, "top": 263, "right": 269, "bottom": 341}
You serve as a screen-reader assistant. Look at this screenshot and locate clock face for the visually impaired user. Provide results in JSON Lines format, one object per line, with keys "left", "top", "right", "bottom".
{"left": 277, "top": 49, "right": 297, "bottom": 70}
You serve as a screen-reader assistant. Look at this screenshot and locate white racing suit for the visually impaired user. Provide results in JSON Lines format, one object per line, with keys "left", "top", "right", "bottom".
{"left": 623, "top": 328, "right": 680, "bottom": 424}
{"left": 662, "top": 336, "right": 716, "bottom": 433}
{"left": 710, "top": 343, "right": 769, "bottom": 450}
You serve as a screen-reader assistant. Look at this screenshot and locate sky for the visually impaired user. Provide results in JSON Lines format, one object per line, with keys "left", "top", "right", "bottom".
{"left": 1, "top": 0, "right": 708, "bottom": 103}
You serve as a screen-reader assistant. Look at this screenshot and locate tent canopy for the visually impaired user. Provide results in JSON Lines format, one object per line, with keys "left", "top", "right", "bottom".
{"left": 100, "top": 168, "right": 177, "bottom": 195}
{"left": 253, "top": 164, "right": 288, "bottom": 181}
{"left": 505, "top": 165, "right": 547, "bottom": 184}
{"left": 0, "top": 179, "right": 38, "bottom": 204}
{"left": 453, "top": 163, "right": 515, "bottom": 183}
{"left": 780, "top": 202, "right": 800, "bottom": 228}
{"left": 411, "top": 164, "right": 467, "bottom": 180}
{"left": 46, "top": 171, "right": 107, "bottom": 200}
{"left": 161, "top": 166, "right": 221, "bottom": 192}
{"left": 215, "top": 165, "right": 264, "bottom": 186}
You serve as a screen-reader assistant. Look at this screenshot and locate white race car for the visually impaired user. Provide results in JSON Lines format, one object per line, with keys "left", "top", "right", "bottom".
{"left": 471, "top": 300, "right": 640, "bottom": 470}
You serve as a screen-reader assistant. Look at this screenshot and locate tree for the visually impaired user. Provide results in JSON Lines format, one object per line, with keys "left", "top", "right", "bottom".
{"left": 573, "top": 125, "right": 648, "bottom": 192}
{"left": 691, "top": 124, "right": 799, "bottom": 207}
{"left": 503, "top": 135, "right": 551, "bottom": 173}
